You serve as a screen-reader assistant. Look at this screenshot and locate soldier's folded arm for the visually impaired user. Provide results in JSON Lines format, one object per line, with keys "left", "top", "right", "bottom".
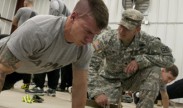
{"left": 0, "top": 46, "right": 21, "bottom": 91}
{"left": 134, "top": 38, "right": 174, "bottom": 70}
{"left": 134, "top": 55, "right": 153, "bottom": 70}
{"left": 134, "top": 53, "right": 174, "bottom": 70}
{"left": 144, "top": 38, "right": 174, "bottom": 67}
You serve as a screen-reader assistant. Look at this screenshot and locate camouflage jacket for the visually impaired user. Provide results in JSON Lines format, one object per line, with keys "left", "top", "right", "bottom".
{"left": 89, "top": 29, "right": 174, "bottom": 80}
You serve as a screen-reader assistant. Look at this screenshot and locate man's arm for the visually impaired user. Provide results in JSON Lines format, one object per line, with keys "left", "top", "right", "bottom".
{"left": 12, "top": 8, "right": 22, "bottom": 26}
{"left": 0, "top": 46, "right": 20, "bottom": 91}
{"left": 72, "top": 66, "right": 88, "bottom": 108}
{"left": 160, "top": 90, "right": 169, "bottom": 108}
{"left": 134, "top": 38, "right": 174, "bottom": 70}
{"left": 12, "top": 17, "right": 18, "bottom": 26}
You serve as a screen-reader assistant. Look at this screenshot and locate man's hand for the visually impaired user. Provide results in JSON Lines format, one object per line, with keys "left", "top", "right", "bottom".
{"left": 94, "top": 94, "right": 109, "bottom": 107}
{"left": 124, "top": 60, "right": 139, "bottom": 74}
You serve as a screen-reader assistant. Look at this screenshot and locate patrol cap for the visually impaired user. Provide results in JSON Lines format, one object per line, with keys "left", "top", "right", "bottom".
{"left": 119, "top": 9, "right": 144, "bottom": 30}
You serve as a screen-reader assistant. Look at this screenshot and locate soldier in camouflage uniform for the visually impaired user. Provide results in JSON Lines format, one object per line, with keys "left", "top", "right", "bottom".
{"left": 87, "top": 9, "right": 174, "bottom": 108}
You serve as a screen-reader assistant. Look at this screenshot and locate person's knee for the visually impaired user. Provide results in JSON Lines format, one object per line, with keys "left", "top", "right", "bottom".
{"left": 137, "top": 79, "right": 160, "bottom": 107}
{"left": 136, "top": 89, "right": 158, "bottom": 108}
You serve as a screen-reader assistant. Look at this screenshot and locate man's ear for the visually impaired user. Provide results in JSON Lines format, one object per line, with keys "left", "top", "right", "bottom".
{"left": 161, "top": 68, "right": 166, "bottom": 73}
{"left": 70, "top": 12, "right": 78, "bottom": 21}
{"left": 136, "top": 26, "right": 141, "bottom": 32}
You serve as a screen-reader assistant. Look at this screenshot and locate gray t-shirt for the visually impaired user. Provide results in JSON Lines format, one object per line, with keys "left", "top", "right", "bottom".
{"left": 14, "top": 7, "right": 37, "bottom": 27}
{"left": 7, "top": 15, "right": 92, "bottom": 74}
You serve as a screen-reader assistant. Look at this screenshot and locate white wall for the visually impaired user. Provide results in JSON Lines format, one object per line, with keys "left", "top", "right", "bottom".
{"left": 33, "top": 0, "right": 78, "bottom": 15}
{"left": 33, "top": 0, "right": 50, "bottom": 15}
{"left": 0, "top": 0, "right": 17, "bottom": 34}
{"left": 140, "top": 0, "right": 183, "bottom": 103}
{"left": 141, "top": 0, "right": 183, "bottom": 80}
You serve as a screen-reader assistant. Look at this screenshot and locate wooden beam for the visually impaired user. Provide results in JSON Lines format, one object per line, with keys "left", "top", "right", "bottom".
{"left": 0, "top": 17, "right": 12, "bottom": 22}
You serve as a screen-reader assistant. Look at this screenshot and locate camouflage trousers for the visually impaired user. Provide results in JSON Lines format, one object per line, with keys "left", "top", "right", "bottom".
{"left": 88, "top": 66, "right": 161, "bottom": 108}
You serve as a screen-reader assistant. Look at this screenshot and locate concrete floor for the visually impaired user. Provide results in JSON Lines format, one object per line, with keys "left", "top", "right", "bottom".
{"left": 0, "top": 81, "right": 182, "bottom": 108}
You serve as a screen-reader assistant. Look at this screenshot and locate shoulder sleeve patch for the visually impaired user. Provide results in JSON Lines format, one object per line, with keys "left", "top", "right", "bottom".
{"left": 161, "top": 46, "right": 171, "bottom": 53}
{"left": 92, "top": 40, "right": 103, "bottom": 52}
